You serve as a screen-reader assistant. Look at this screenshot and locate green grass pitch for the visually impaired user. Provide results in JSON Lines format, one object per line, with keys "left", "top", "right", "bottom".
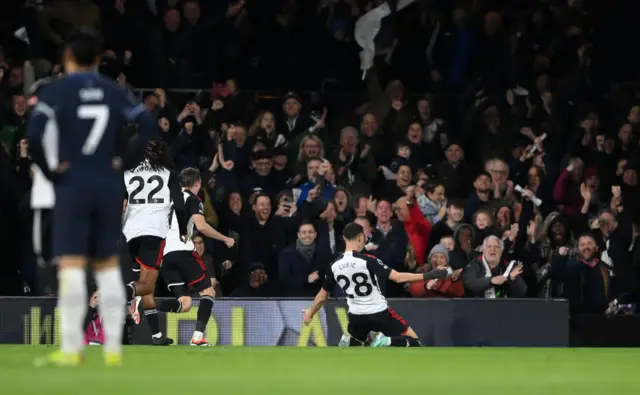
{"left": 0, "top": 346, "right": 638, "bottom": 395}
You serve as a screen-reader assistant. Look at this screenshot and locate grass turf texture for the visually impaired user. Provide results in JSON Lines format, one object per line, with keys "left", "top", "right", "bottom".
{"left": 0, "top": 346, "right": 638, "bottom": 395}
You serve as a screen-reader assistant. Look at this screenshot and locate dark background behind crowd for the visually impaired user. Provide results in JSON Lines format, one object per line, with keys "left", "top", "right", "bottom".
{"left": 1, "top": 0, "right": 640, "bottom": 316}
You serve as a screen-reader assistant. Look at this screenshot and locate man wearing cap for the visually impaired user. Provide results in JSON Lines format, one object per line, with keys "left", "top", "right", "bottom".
{"left": 240, "top": 149, "right": 285, "bottom": 200}
{"left": 278, "top": 92, "right": 314, "bottom": 139}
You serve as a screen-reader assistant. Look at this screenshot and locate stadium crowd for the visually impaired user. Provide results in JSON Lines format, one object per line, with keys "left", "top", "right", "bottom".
{"left": 0, "top": 0, "right": 640, "bottom": 316}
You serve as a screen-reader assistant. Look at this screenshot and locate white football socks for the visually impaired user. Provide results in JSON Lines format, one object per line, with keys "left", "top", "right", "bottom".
{"left": 58, "top": 267, "right": 87, "bottom": 355}
{"left": 94, "top": 267, "right": 126, "bottom": 355}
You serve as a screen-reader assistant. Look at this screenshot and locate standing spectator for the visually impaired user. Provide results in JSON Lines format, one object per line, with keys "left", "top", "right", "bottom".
{"left": 240, "top": 150, "right": 284, "bottom": 199}
{"left": 227, "top": 193, "right": 294, "bottom": 286}
{"left": 428, "top": 200, "right": 465, "bottom": 253}
{"left": 296, "top": 159, "right": 335, "bottom": 205}
{"left": 598, "top": 209, "right": 635, "bottom": 305}
{"left": 278, "top": 221, "right": 332, "bottom": 297}
{"left": 415, "top": 181, "right": 447, "bottom": 225}
{"left": 369, "top": 199, "right": 409, "bottom": 296}
{"left": 549, "top": 233, "right": 610, "bottom": 314}
{"left": 0, "top": 94, "right": 27, "bottom": 157}
{"left": 462, "top": 235, "right": 527, "bottom": 298}
{"left": 330, "top": 126, "right": 377, "bottom": 196}
{"left": 394, "top": 188, "right": 432, "bottom": 268}
{"left": 278, "top": 92, "right": 313, "bottom": 141}
{"left": 437, "top": 142, "right": 472, "bottom": 199}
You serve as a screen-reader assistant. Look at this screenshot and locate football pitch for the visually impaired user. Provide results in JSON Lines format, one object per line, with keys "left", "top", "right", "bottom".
{"left": 0, "top": 346, "right": 638, "bottom": 395}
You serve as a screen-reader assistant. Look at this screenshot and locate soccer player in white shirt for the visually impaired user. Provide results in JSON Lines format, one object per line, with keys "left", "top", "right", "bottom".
{"left": 303, "top": 222, "right": 450, "bottom": 347}
{"left": 122, "top": 140, "right": 187, "bottom": 345}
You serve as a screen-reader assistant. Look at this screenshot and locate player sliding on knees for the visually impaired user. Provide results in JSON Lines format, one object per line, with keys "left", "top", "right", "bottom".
{"left": 303, "top": 222, "right": 451, "bottom": 348}
{"left": 156, "top": 168, "right": 235, "bottom": 346}
{"left": 27, "top": 27, "right": 156, "bottom": 367}
{"left": 122, "top": 140, "right": 188, "bottom": 346}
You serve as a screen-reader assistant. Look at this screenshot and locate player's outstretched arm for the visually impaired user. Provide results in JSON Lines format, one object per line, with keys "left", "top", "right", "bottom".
{"left": 303, "top": 288, "right": 329, "bottom": 326}
{"left": 389, "top": 268, "right": 451, "bottom": 284}
{"left": 192, "top": 214, "right": 235, "bottom": 248}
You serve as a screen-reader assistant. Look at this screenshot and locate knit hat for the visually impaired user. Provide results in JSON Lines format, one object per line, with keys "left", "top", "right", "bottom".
{"left": 428, "top": 244, "right": 449, "bottom": 264}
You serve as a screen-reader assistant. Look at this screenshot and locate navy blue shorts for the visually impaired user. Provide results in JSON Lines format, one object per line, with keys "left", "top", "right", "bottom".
{"left": 52, "top": 183, "right": 122, "bottom": 259}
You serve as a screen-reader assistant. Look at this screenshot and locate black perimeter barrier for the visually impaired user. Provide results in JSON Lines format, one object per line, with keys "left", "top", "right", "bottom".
{"left": 0, "top": 297, "right": 570, "bottom": 347}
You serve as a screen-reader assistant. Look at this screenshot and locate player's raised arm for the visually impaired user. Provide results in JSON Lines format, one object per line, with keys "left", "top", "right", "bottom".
{"left": 26, "top": 91, "right": 62, "bottom": 181}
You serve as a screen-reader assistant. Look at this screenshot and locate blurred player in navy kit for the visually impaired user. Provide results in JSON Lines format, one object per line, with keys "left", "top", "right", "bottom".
{"left": 27, "top": 27, "right": 156, "bottom": 367}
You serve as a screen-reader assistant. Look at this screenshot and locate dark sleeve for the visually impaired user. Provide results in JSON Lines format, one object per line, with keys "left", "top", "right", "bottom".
{"left": 322, "top": 267, "right": 337, "bottom": 292}
{"left": 462, "top": 261, "right": 493, "bottom": 293}
{"left": 506, "top": 276, "right": 527, "bottom": 297}
{"left": 26, "top": 90, "right": 57, "bottom": 181}
{"left": 168, "top": 171, "right": 187, "bottom": 236}
{"left": 366, "top": 257, "right": 392, "bottom": 280}
{"left": 423, "top": 269, "right": 450, "bottom": 280}
{"left": 186, "top": 195, "right": 203, "bottom": 217}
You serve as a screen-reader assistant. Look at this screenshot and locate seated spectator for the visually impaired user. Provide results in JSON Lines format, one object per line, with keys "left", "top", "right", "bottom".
{"left": 193, "top": 234, "right": 222, "bottom": 296}
{"left": 407, "top": 244, "right": 464, "bottom": 298}
{"left": 278, "top": 221, "right": 332, "bottom": 297}
{"left": 462, "top": 235, "right": 527, "bottom": 298}
{"left": 229, "top": 262, "right": 279, "bottom": 297}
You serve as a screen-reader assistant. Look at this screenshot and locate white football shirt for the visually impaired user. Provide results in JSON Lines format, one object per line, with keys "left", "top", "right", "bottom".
{"left": 323, "top": 251, "right": 391, "bottom": 315}
{"left": 122, "top": 164, "right": 172, "bottom": 241}
{"left": 164, "top": 190, "right": 203, "bottom": 255}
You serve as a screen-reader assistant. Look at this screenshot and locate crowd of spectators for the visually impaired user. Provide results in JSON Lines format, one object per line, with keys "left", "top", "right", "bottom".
{"left": 1, "top": 0, "right": 640, "bottom": 316}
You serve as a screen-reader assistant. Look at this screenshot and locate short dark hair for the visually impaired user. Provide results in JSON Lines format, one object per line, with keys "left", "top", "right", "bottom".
{"left": 342, "top": 222, "right": 364, "bottom": 241}
{"left": 475, "top": 171, "right": 492, "bottom": 181}
{"left": 447, "top": 199, "right": 465, "bottom": 209}
{"left": 179, "top": 167, "right": 201, "bottom": 187}
{"left": 298, "top": 221, "right": 316, "bottom": 231}
{"left": 66, "top": 27, "right": 104, "bottom": 67}
{"left": 253, "top": 192, "right": 271, "bottom": 205}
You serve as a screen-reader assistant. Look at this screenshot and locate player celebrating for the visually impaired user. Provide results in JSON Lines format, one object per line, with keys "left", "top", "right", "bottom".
{"left": 28, "top": 27, "right": 156, "bottom": 366}
{"left": 122, "top": 140, "right": 187, "bottom": 346}
{"left": 157, "top": 168, "right": 235, "bottom": 346}
{"left": 303, "top": 222, "right": 451, "bottom": 347}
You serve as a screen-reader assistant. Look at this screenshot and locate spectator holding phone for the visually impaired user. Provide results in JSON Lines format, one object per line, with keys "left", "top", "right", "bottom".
{"left": 296, "top": 158, "right": 335, "bottom": 206}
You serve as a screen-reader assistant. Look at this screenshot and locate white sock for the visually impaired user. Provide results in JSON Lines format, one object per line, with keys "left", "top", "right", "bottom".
{"left": 58, "top": 267, "right": 87, "bottom": 355}
{"left": 94, "top": 267, "right": 126, "bottom": 354}
{"left": 192, "top": 331, "right": 203, "bottom": 341}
